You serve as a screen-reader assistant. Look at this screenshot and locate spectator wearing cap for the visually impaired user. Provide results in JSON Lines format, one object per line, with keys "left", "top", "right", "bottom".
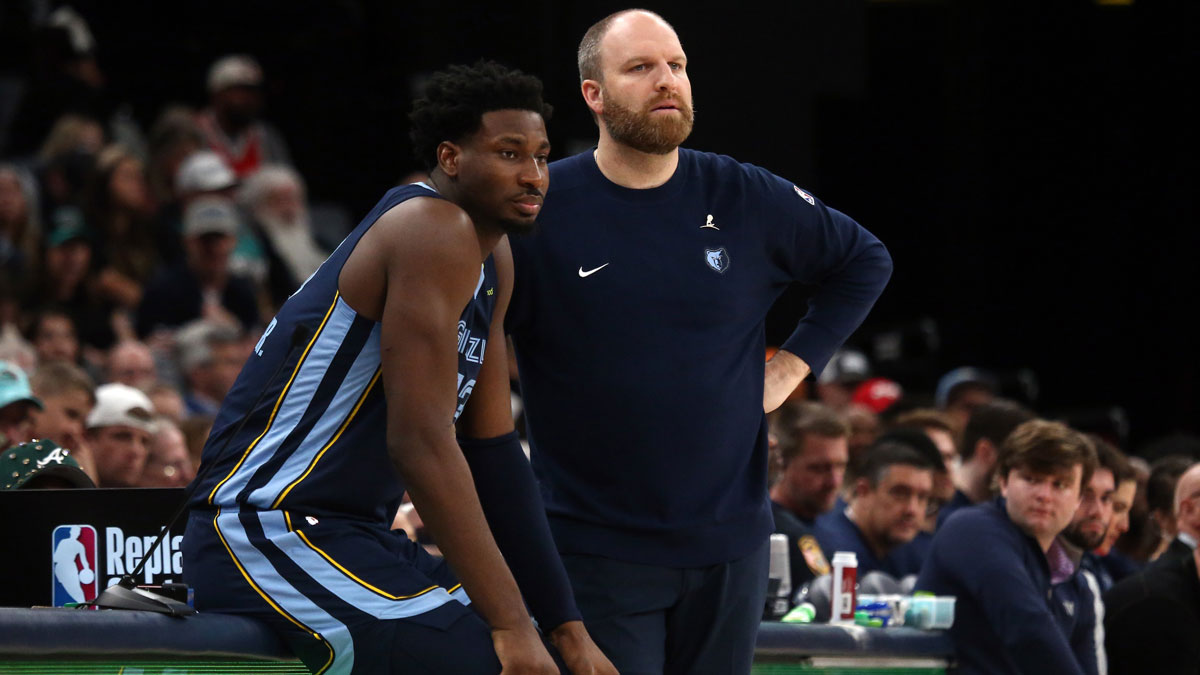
{"left": 917, "top": 419, "right": 1102, "bottom": 675}
{"left": 85, "top": 382, "right": 156, "bottom": 487}
{"left": 936, "top": 367, "right": 998, "bottom": 433}
{"left": 23, "top": 207, "right": 121, "bottom": 357}
{"left": 768, "top": 401, "right": 849, "bottom": 591}
{"left": 816, "top": 348, "right": 871, "bottom": 412}
{"left": 153, "top": 148, "right": 241, "bottom": 266}
{"left": 137, "top": 417, "right": 195, "bottom": 488}
{"left": 195, "top": 55, "right": 292, "bottom": 179}
{"left": 849, "top": 377, "right": 902, "bottom": 418}
{"left": 29, "top": 360, "right": 97, "bottom": 483}
{"left": 136, "top": 196, "right": 261, "bottom": 338}
{"left": 175, "top": 319, "right": 247, "bottom": 418}
{"left": 239, "top": 165, "right": 329, "bottom": 309}
{"left": 0, "top": 360, "right": 42, "bottom": 446}
{"left": 813, "top": 435, "right": 938, "bottom": 580}
{"left": 1, "top": 439, "right": 95, "bottom": 490}
{"left": 940, "top": 399, "right": 1035, "bottom": 528}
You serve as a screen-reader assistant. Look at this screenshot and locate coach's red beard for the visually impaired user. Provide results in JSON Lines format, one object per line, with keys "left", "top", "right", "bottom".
{"left": 601, "top": 92, "right": 695, "bottom": 155}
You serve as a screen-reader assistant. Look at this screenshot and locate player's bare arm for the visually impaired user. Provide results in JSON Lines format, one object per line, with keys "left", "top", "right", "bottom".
{"left": 457, "top": 238, "right": 618, "bottom": 675}
{"left": 340, "top": 199, "right": 556, "bottom": 674}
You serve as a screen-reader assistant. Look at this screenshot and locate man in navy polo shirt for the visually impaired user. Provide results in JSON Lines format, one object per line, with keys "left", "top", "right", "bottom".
{"left": 506, "top": 9, "right": 892, "bottom": 673}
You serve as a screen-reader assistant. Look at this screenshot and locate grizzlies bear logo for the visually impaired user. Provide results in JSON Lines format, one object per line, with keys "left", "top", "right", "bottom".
{"left": 704, "top": 247, "right": 730, "bottom": 274}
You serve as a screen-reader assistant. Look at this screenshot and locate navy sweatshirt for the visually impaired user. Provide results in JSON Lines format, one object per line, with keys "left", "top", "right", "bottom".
{"left": 507, "top": 148, "right": 892, "bottom": 566}
{"left": 917, "top": 500, "right": 1100, "bottom": 675}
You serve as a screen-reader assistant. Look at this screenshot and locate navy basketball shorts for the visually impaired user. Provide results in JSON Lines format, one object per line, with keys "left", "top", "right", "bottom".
{"left": 183, "top": 508, "right": 502, "bottom": 674}
{"left": 562, "top": 538, "right": 770, "bottom": 675}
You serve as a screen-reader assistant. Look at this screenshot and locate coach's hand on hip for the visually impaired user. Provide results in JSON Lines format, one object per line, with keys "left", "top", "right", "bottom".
{"left": 764, "top": 349, "right": 811, "bottom": 413}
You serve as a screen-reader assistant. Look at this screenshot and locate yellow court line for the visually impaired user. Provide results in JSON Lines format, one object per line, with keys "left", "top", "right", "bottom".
{"left": 270, "top": 368, "right": 383, "bottom": 509}
{"left": 295, "top": 529, "right": 440, "bottom": 602}
{"left": 213, "top": 508, "right": 336, "bottom": 675}
{"left": 208, "top": 294, "right": 340, "bottom": 505}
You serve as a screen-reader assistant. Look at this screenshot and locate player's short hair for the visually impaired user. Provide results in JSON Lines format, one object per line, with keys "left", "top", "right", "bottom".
{"left": 772, "top": 401, "right": 849, "bottom": 466}
{"left": 997, "top": 419, "right": 1096, "bottom": 491}
{"left": 577, "top": 9, "right": 674, "bottom": 83}
{"left": 960, "top": 399, "right": 1035, "bottom": 461}
{"left": 409, "top": 60, "right": 552, "bottom": 171}
{"left": 30, "top": 360, "right": 95, "bottom": 404}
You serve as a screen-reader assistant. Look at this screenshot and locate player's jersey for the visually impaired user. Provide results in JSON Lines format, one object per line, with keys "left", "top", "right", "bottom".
{"left": 188, "top": 183, "right": 497, "bottom": 524}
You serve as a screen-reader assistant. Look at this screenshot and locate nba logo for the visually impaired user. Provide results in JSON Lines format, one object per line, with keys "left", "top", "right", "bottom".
{"left": 51, "top": 524, "right": 98, "bottom": 606}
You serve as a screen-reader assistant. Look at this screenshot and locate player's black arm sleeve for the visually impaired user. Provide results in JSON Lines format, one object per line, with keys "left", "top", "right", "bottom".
{"left": 459, "top": 431, "right": 582, "bottom": 632}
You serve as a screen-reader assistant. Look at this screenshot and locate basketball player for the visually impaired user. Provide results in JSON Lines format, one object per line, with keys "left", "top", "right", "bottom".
{"left": 183, "top": 62, "right": 612, "bottom": 675}
{"left": 505, "top": 10, "right": 893, "bottom": 673}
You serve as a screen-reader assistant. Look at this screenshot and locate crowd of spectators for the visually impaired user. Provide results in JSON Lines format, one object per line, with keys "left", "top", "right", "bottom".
{"left": 769, "top": 353, "right": 1200, "bottom": 673}
{"left": 0, "top": 11, "right": 346, "bottom": 493}
{"left": 3, "top": 8, "right": 1199, "bottom": 673}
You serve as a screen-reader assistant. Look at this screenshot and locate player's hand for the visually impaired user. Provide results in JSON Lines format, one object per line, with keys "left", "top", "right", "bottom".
{"left": 492, "top": 626, "right": 559, "bottom": 674}
{"left": 763, "top": 349, "right": 811, "bottom": 413}
{"left": 550, "top": 621, "right": 618, "bottom": 675}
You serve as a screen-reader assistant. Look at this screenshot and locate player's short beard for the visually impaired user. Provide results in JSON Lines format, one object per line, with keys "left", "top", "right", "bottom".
{"left": 600, "top": 90, "right": 694, "bottom": 155}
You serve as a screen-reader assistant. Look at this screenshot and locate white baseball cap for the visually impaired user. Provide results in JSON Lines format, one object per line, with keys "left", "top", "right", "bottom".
{"left": 86, "top": 383, "right": 157, "bottom": 434}
{"left": 175, "top": 151, "right": 237, "bottom": 195}
{"left": 207, "top": 55, "right": 263, "bottom": 93}
{"left": 182, "top": 196, "right": 240, "bottom": 239}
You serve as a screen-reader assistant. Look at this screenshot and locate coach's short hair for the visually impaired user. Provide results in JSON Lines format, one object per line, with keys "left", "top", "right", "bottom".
{"left": 997, "top": 419, "right": 1096, "bottom": 490}
{"left": 409, "top": 60, "right": 552, "bottom": 171}
{"left": 577, "top": 9, "right": 674, "bottom": 83}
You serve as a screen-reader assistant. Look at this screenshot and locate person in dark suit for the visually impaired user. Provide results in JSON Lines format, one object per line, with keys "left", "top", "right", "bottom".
{"left": 1104, "top": 546, "right": 1200, "bottom": 674}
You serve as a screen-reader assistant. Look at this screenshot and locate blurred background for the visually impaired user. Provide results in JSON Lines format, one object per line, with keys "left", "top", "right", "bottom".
{"left": 1, "top": 0, "right": 1195, "bottom": 450}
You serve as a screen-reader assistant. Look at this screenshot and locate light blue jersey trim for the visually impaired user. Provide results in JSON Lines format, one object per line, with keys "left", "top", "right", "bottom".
{"left": 214, "top": 299, "right": 357, "bottom": 505}
{"left": 217, "top": 511, "right": 356, "bottom": 675}
{"left": 247, "top": 319, "right": 382, "bottom": 508}
{"left": 258, "top": 511, "right": 456, "bottom": 618}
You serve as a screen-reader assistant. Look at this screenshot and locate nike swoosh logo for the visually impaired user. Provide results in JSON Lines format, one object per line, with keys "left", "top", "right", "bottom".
{"left": 578, "top": 263, "right": 610, "bottom": 277}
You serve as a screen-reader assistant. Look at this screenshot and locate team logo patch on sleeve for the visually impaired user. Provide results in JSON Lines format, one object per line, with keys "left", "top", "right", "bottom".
{"left": 793, "top": 185, "right": 816, "bottom": 206}
{"left": 798, "top": 535, "right": 830, "bottom": 576}
{"left": 704, "top": 248, "right": 730, "bottom": 274}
